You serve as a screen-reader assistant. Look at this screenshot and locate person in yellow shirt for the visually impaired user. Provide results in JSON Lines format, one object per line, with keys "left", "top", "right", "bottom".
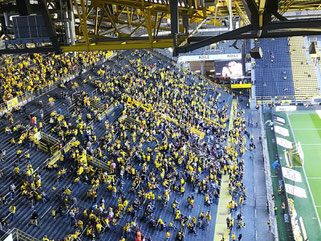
{"left": 9, "top": 205, "right": 16, "bottom": 221}
{"left": 166, "top": 231, "right": 170, "bottom": 240}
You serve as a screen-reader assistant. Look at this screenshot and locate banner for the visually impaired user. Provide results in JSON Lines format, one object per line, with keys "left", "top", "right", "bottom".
{"left": 282, "top": 167, "right": 302, "bottom": 182}
{"left": 273, "top": 115, "right": 286, "bottom": 125}
{"left": 4, "top": 234, "right": 13, "bottom": 241}
{"left": 275, "top": 106, "right": 297, "bottom": 112}
{"left": 231, "top": 84, "right": 252, "bottom": 89}
{"left": 190, "top": 127, "right": 205, "bottom": 140}
{"left": 274, "top": 125, "right": 289, "bottom": 137}
{"left": 276, "top": 137, "right": 293, "bottom": 149}
{"left": 285, "top": 184, "right": 307, "bottom": 198}
{"left": 178, "top": 53, "right": 242, "bottom": 62}
{"left": 6, "top": 97, "right": 18, "bottom": 109}
{"left": 127, "top": 97, "right": 152, "bottom": 112}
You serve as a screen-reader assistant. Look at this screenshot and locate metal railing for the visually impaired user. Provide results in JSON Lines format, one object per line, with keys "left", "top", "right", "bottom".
{"left": 87, "top": 154, "right": 113, "bottom": 174}
{"left": 98, "top": 101, "right": 118, "bottom": 121}
{"left": 260, "top": 106, "right": 279, "bottom": 241}
{"left": 0, "top": 228, "right": 40, "bottom": 241}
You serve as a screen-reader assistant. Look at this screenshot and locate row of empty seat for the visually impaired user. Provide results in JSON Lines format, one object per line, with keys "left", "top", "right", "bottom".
{"left": 254, "top": 38, "right": 295, "bottom": 100}
{"left": 288, "top": 36, "right": 320, "bottom": 100}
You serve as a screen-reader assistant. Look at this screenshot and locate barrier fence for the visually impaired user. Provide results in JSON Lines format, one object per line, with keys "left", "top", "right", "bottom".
{"left": 35, "top": 132, "right": 60, "bottom": 155}
{"left": 260, "top": 106, "right": 279, "bottom": 241}
{"left": 45, "top": 137, "right": 76, "bottom": 168}
{"left": 0, "top": 228, "right": 40, "bottom": 241}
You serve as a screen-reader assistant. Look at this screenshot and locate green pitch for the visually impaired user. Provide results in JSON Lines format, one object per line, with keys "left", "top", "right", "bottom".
{"left": 288, "top": 111, "right": 321, "bottom": 225}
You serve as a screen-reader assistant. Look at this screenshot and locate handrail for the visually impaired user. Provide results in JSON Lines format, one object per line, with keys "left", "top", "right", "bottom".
{"left": 0, "top": 229, "right": 12, "bottom": 241}
{"left": 40, "top": 206, "right": 52, "bottom": 220}
{"left": 260, "top": 106, "right": 279, "bottom": 240}
{"left": 98, "top": 101, "right": 118, "bottom": 121}
{"left": 11, "top": 228, "right": 40, "bottom": 241}
{"left": 46, "top": 138, "right": 76, "bottom": 168}
{"left": 87, "top": 154, "right": 113, "bottom": 174}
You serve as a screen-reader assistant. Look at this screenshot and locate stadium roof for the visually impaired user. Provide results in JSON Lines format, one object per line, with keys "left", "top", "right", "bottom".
{"left": 0, "top": 0, "right": 320, "bottom": 53}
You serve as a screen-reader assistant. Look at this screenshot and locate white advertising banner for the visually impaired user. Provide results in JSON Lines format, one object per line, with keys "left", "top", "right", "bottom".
{"left": 4, "top": 234, "right": 13, "bottom": 241}
{"left": 275, "top": 125, "right": 290, "bottom": 137}
{"left": 282, "top": 167, "right": 302, "bottom": 183}
{"left": 273, "top": 115, "right": 286, "bottom": 125}
{"left": 276, "top": 137, "right": 293, "bottom": 149}
{"left": 178, "top": 53, "right": 242, "bottom": 62}
{"left": 275, "top": 106, "right": 297, "bottom": 112}
{"left": 285, "top": 184, "right": 307, "bottom": 198}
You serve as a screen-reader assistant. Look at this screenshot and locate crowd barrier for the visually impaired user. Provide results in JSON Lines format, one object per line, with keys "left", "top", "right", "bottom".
{"left": 35, "top": 132, "right": 60, "bottom": 155}
{"left": 260, "top": 106, "right": 279, "bottom": 241}
{"left": 45, "top": 138, "right": 76, "bottom": 168}
{"left": 98, "top": 101, "right": 118, "bottom": 121}
{"left": 0, "top": 228, "right": 40, "bottom": 241}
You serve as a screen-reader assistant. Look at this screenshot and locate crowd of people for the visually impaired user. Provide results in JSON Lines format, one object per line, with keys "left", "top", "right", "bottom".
{"left": 0, "top": 51, "right": 111, "bottom": 103}
{"left": 0, "top": 50, "right": 251, "bottom": 241}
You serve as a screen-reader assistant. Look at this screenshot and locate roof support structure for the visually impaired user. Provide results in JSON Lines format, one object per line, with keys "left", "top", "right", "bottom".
{"left": 174, "top": 24, "right": 253, "bottom": 54}
{"left": 174, "top": 18, "right": 321, "bottom": 55}
{"left": 38, "top": 0, "right": 60, "bottom": 53}
{"left": 170, "top": 0, "right": 179, "bottom": 46}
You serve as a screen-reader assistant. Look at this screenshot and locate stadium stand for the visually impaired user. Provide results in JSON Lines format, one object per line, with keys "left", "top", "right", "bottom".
{"left": 289, "top": 36, "right": 321, "bottom": 100}
{"left": 254, "top": 38, "right": 295, "bottom": 100}
{"left": 184, "top": 40, "right": 241, "bottom": 56}
{"left": 0, "top": 50, "right": 251, "bottom": 241}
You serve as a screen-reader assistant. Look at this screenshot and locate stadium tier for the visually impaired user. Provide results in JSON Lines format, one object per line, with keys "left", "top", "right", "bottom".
{"left": 2, "top": 38, "right": 321, "bottom": 241}
{"left": 184, "top": 40, "right": 241, "bottom": 56}
{"left": 0, "top": 50, "right": 268, "bottom": 241}
{"left": 254, "top": 38, "right": 295, "bottom": 100}
{"left": 254, "top": 37, "right": 321, "bottom": 103}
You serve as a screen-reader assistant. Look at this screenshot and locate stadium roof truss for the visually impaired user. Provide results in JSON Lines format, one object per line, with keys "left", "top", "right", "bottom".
{"left": 0, "top": 0, "right": 320, "bottom": 53}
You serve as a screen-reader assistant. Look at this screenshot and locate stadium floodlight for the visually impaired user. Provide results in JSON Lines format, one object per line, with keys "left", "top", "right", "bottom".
{"left": 250, "top": 47, "right": 263, "bottom": 59}
{"left": 309, "top": 42, "right": 317, "bottom": 55}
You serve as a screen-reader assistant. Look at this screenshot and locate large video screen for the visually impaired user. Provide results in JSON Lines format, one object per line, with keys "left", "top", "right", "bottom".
{"left": 215, "top": 61, "right": 243, "bottom": 78}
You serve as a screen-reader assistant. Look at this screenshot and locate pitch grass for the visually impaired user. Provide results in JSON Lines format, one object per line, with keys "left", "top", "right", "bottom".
{"left": 288, "top": 112, "right": 321, "bottom": 224}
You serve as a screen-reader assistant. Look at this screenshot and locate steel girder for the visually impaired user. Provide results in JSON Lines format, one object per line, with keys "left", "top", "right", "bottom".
{"left": 0, "top": 0, "right": 321, "bottom": 53}
{"left": 174, "top": 18, "right": 321, "bottom": 55}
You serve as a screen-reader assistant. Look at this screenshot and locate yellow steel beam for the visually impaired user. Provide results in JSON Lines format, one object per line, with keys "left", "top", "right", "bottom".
{"left": 144, "top": 7, "right": 153, "bottom": 41}
{"left": 179, "top": 17, "right": 208, "bottom": 47}
{"left": 234, "top": 1, "right": 250, "bottom": 26}
{"left": 128, "top": 20, "right": 145, "bottom": 37}
{"left": 101, "top": 5, "right": 121, "bottom": 35}
{"left": 78, "top": 14, "right": 173, "bottom": 32}
{"left": 61, "top": 39, "right": 175, "bottom": 51}
{"left": 91, "top": 0, "right": 213, "bottom": 17}
{"left": 259, "top": 0, "right": 266, "bottom": 12}
{"left": 94, "top": 7, "right": 99, "bottom": 35}
{"left": 153, "top": 11, "right": 159, "bottom": 37}
{"left": 86, "top": 6, "right": 94, "bottom": 18}
{"left": 258, "top": 0, "right": 266, "bottom": 27}
{"left": 126, "top": 7, "right": 132, "bottom": 25}
{"left": 80, "top": 0, "right": 89, "bottom": 44}
{"left": 73, "top": 0, "right": 89, "bottom": 46}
